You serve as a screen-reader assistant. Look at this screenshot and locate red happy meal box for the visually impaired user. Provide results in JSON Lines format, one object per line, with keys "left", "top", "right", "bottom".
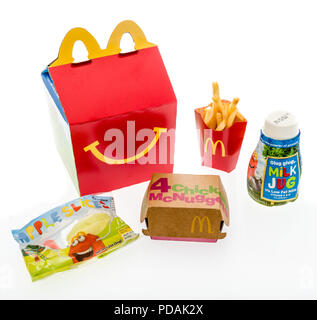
{"left": 42, "top": 20, "right": 177, "bottom": 195}
{"left": 195, "top": 95, "right": 247, "bottom": 173}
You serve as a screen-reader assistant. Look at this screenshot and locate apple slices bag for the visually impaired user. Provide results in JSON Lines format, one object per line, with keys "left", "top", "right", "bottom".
{"left": 12, "top": 196, "right": 138, "bottom": 281}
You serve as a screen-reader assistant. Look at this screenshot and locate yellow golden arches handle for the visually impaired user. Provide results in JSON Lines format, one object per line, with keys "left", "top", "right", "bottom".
{"left": 106, "top": 20, "right": 156, "bottom": 55}
{"left": 50, "top": 28, "right": 104, "bottom": 67}
{"left": 49, "top": 21, "right": 156, "bottom": 67}
{"left": 83, "top": 127, "right": 166, "bottom": 165}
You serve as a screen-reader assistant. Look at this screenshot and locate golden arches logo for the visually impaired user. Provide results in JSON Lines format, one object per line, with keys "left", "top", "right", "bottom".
{"left": 190, "top": 216, "right": 213, "bottom": 234}
{"left": 204, "top": 138, "right": 226, "bottom": 157}
{"left": 83, "top": 127, "right": 167, "bottom": 165}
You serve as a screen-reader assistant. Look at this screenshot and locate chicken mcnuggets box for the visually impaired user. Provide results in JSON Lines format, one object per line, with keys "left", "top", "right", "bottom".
{"left": 42, "top": 20, "right": 177, "bottom": 195}
{"left": 140, "top": 173, "right": 229, "bottom": 242}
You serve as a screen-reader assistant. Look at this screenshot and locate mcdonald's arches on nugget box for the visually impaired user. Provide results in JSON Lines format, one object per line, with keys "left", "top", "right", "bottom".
{"left": 141, "top": 173, "right": 229, "bottom": 242}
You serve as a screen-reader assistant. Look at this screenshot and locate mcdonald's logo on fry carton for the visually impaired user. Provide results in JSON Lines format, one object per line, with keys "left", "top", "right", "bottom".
{"left": 194, "top": 107, "right": 247, "bottom": 173}
{"left": 140, "top": 173, "right": 229, "bottom": 243}
{"left": 204, "top": 138, "right": 226, "bottom": 157}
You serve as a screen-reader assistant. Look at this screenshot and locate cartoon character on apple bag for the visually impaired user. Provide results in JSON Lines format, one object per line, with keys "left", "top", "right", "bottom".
{"left": 68, "top": 231, "right": 105, "bottom": 263}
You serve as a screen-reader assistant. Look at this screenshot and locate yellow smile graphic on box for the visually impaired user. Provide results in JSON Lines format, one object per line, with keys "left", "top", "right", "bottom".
{"left": 84, "top": 127, "right": 167, "bottom": 164}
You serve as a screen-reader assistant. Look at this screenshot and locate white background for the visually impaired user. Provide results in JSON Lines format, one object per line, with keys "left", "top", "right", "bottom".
{"left": 1, "top": 0, "right": 317, "bottom": 299}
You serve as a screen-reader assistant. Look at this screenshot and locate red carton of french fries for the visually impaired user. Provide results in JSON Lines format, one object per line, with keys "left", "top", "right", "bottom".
{"left": 195, "top": 83, "right": 247, "bottom": 173}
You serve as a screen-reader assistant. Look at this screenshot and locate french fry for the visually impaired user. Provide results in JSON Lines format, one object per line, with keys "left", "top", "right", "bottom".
{"left": 202, "top": 106, "right": 209, "bottom": 118}
{"left": 212, "top": 96, "right": 227, "bottom": 120}
{"left": 222, "top": 101, "right": 228, "bottom": 115}
{"left": 212, "top": 82, "right": 220, "bottom": 98}
{"left": 201, "top": 83, "right": 245, "bottom": 130}
{"left": 216, "top": 119, "right": 226, "bottom": 131}
{"left": 204, "top": 106, "right": 217, "bottom": 130}
{"left": 200, "top": 107, "right": 208, "bottom": 119}
{"left": 227, "top": 109, "right": 238, "bottom": 128}
{"left": 212, "top": 101, "right": 219, "bottom": 114}
{"left": 236, "top": 110, "right": 246, "bottom": 122}
{"left": 212, "top": 83, "right": 227, "bottom": 120}
{"left": 216, "top": 112, "right": 223, "bottom": 127}
{"left": 228, "top": 97, "right": 239, "bottom": 115}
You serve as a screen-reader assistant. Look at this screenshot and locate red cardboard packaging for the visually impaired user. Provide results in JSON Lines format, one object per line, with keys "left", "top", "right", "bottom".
{"left": 195, "top": 102, "right": 247, "bottom": 173}
{"left": 42, "top": 20, "right": 177, "bottom": 195}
